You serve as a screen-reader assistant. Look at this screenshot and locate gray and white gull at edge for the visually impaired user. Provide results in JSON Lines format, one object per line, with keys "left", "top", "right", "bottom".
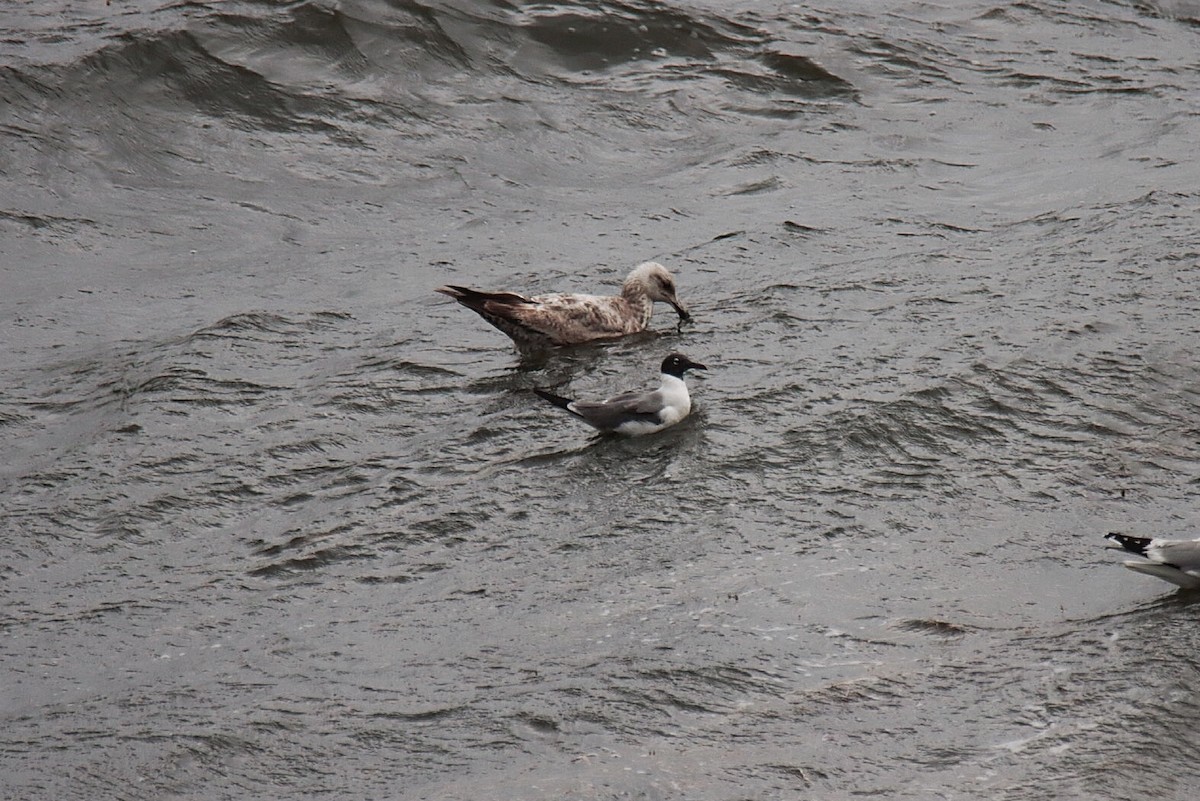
{"left": 1105, "top": 532, "right": 1200, "bottom": 590}
{"left": 533, "top": 353, "right": 707, "bottom": 436}
{"left": 435, "top": 261, "right": 689, "bottom": 349}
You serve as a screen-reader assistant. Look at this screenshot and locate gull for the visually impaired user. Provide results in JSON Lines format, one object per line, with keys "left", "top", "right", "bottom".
{"left": 533, "top": 353, "right": 707, "bottom": 436}
{"left": 1105, "top": 532, "right": 1200, "bottom": 590}
{"left": 435, "top": 261, "right": 689, "bottom": 349}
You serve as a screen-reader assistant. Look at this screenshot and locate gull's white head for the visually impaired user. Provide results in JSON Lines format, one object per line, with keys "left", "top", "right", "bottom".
{"left": 624, "top": 261, "right": 689, "bottom": 321}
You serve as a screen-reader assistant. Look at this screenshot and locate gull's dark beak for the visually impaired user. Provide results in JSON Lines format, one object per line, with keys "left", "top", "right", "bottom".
{"left": 670, "top": 299, "right": 691, "bottom": 322}
{"left": 687, "top": 359, "right": 707, "bottom": 372}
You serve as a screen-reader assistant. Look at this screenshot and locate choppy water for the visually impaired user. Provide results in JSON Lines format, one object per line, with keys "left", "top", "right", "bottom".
{"left": 4, "top": 0, "right": 1200, "bottom": 798}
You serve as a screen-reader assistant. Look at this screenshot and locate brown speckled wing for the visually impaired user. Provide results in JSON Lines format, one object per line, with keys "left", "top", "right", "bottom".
{"left": 506, "top": 295, "right": 642, "bottom": 345}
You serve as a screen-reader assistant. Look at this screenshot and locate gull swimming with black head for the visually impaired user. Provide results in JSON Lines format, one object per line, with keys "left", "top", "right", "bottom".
{"left": 533, "top": 353, "right": 707, "bottom": 436}
{"left": 1105, "top": 532, "right": 1200, "bottom": 590}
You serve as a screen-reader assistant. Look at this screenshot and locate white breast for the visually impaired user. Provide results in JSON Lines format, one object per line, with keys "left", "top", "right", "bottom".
{"left": 655, "top": 374, "right": 692, "bottom": 425}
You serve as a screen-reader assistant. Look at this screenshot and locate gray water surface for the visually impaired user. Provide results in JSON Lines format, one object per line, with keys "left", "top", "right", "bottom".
{"left": 3, "top": 1, "right": 1200, "bottom": 799}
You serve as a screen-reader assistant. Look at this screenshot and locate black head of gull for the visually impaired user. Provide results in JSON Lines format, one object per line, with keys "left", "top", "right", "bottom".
{"left": 660, "top": 352, "right": 706, "bottom": 378}
{"left": 533, "top": 352, "right": 707, "bottom": 436}
{"left": 1105, "top": 532, "right": 1200, "bottom": 590}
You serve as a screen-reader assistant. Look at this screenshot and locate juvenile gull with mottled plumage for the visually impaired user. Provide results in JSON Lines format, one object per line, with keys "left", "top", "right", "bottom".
{"left": 435, "top": 261, "right": 689, "bottom": 349}
{"left": 1106, "top": 532, "right": 1200, "bottom": 590}
{"left": 533, "top": 353, "right": 706, "bottom": 436}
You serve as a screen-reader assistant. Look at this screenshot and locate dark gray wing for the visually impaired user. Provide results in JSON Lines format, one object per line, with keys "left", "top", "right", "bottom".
{"left": 570, "top": 389, "right": 665, "bottom": 432}
{"left": 1151, "top": 539, "right": 1200, "bottom": 571}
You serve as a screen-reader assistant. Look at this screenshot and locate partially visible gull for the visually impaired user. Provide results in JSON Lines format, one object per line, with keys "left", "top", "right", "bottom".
{"left": 533, "top": 353, "right": 707, "bottom": 436}
{"left": 435, "top": 261, "right": 689, "bottom": 349}
{"left": 1105, "top": 532, "right": 1200, "bottom": 590}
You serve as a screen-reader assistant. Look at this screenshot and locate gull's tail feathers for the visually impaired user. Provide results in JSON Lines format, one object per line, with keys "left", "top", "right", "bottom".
{"left": 533, "top": 388, "right": 574, "bottom": 411}
{"left": 1106, "top": 532, "right": 1151, "bottom": 557}
{"left": 1122, "top": 561, "right": 1200, "bottom": 590}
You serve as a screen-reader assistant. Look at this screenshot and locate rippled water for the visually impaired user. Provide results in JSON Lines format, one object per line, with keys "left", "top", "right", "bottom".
{"left": 4, "top": 1, "right": 1200, "bottom": 799}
